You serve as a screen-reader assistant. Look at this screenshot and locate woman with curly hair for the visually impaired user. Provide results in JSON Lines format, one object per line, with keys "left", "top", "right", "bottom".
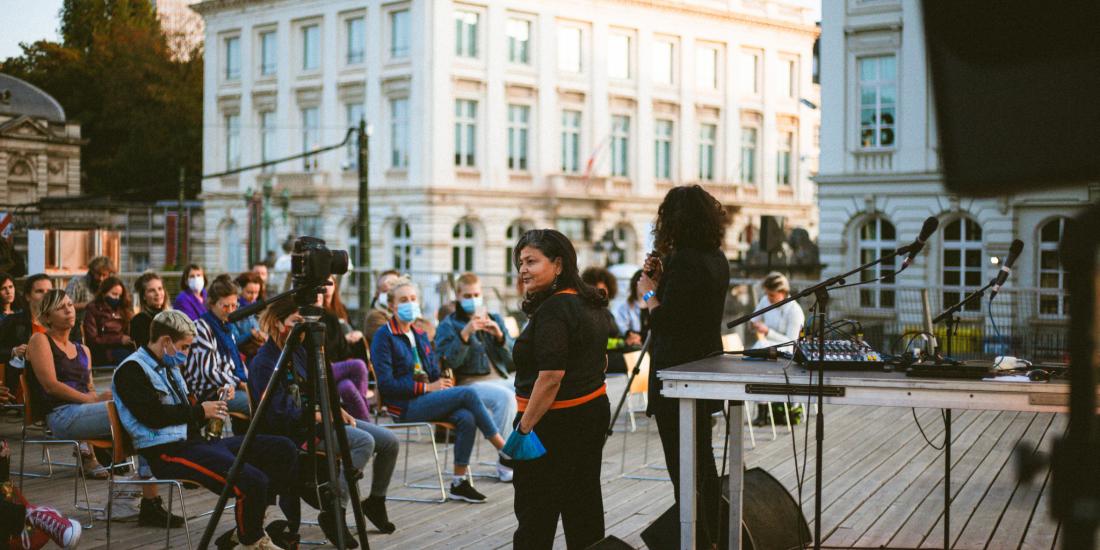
{"left": 636, "top": 184, "right": 729, "bottom": 546}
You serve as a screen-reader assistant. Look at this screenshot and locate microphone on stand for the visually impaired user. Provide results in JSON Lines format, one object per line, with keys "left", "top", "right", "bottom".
{"left": 990, "top": 239, "right": 1024, "bottom": 300}
{"left": 900, "top": 217, "right": 941, "bottom": 269}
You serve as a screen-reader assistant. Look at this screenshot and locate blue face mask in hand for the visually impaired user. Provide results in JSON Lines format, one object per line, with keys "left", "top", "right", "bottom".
{"left": 396, "top": 301, "right": 421, "bottom": 323}
{"left": 501, "top": 429, "right": 547, "bottom": 461}
{"left": 459, "top": 296, "right": 483, "bottom": 314}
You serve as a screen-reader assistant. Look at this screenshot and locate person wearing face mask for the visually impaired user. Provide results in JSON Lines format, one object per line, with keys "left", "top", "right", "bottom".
{"left": 131, "top": 272, "right": 170, "bottom": 349}
{"left": 183, "top": 275, "right": 252, "bottom": 422}
{"left": 363, "top": 270, "right": 400, "bottom": 344}
{"left": 64, "top": 256, "right": 115, "bottom": 343}
{"left": 434, "top": 272, "right": 517, "bottom": 481}
{"left": 248, "top": 298, "right": 398, "bottom": 544}
{"left": 82, "top": 276, "right": 136, "bottom": 366}
{"left": 370, "top": 277, "right": 507, "bottom": 503}
{"left": 114, "top": 310, "right": 300, "bottom": 550}
{"left": 173, "top": 264, "right": 207, "bottom": 321}
{"left": 28, "top": 291, "right": 184, "bottom": 525}
{"left": 230, "top": 272, "right": 268, "bottom": 360}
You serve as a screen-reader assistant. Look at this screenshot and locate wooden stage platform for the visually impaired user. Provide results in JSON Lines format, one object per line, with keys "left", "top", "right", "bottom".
{"left": 5, "top": 375, "right": 1064, "bottom": 549}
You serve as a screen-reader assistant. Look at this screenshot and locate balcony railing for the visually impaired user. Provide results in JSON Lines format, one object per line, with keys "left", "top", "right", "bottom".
{"left": 549, "top": 174, "right": 632, "bottom": 198}
{"left": 853, "top": 149, "right": 894, "bottom": 174}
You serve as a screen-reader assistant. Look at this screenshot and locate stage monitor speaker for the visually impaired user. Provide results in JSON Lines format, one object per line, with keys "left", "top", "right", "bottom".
{"left": 922, "top": 0, "right": 1100, "bottom": 196}
{"left": 641, "top": 468, "right": 809, "bottom": 550}
{"left": 585, "top": 535, "right": 635, "bottom": 549}
{"left": 760, "top": 216, "right": 785, "bottom": 254}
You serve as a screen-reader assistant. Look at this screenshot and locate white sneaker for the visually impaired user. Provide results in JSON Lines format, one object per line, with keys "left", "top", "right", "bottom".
{"left": 496, "top": 462, "right": 514, "bottom": 483}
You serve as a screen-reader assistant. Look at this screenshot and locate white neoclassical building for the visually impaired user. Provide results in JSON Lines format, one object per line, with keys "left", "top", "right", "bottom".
{"left": 195, "top": 0, "right": 820, "bottom": 302}
{"left": 817, "top": 0, "right": 1097, "bottom": 357}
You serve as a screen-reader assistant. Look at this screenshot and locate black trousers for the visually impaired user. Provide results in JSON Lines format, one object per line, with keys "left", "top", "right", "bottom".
{"left": 513, "top": 394, "right": 610, "bottom": 550}
{"left": 654, "top": 398, "right": 722, "bottom": 547}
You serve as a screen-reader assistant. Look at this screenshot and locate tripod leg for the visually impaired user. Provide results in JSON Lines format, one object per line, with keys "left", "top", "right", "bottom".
{"left": 306, "top": 323, "right": 371, "bottom": 550}
{"left": 197, "top": 323, "right": 306, "bottom": 550}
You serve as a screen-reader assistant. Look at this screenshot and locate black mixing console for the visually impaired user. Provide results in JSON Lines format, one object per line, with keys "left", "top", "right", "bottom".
{"left": 794, "top": 339, "right": 886, "bottom": 370}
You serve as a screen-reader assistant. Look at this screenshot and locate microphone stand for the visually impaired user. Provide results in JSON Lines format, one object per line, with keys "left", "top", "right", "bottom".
{"left": 726, "top": 242, "right": 916, "bottom": 550}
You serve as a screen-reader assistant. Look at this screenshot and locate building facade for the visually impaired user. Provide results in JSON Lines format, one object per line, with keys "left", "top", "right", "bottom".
{"left": 195, "top": 0, "right": 820, "bottom": 305}
{"left": 817, "top": 0, "right": 1096, "bottom": 357}
{"left": 0, "top": 74, "right": 82, "bottom": 206}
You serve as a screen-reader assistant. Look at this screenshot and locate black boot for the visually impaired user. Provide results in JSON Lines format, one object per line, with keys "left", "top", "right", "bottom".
{"left": 266, "top": 519, "right": 301, "bottom": 550}
{"left": 751, "top": 403, "right": 771, "bottom": 427}
{"left": 138, "top": 497, "right": 185, "bottom": 528}
{"left": 362, "top": 495, "right": 395, "bottom": 534}
{"left": 317, "top": 510, "right": 358, "bottom": 549}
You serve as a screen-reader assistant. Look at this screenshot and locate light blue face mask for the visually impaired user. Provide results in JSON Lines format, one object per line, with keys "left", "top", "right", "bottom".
{"left": 396, "top": 301, "right": 420, "bottom": 323}
{"left": 162, "top": 344, "right": 187, "bottom": 367}
{"left": 459, "top": 296, "right": 483, "bottom": 314}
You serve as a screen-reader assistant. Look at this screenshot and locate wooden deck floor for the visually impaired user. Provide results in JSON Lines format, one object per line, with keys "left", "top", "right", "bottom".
{"left": 5, "top": 374, "right": 1064, "bottom": 549}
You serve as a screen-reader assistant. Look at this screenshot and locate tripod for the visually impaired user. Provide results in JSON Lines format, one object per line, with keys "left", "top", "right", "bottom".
{"left": 198, "top": 296, "right": 370, "bottom": 550}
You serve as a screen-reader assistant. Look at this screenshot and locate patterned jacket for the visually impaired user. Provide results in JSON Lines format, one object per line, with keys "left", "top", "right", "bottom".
{"left": 182, "top": 316, "right": 241, "bottom": 401}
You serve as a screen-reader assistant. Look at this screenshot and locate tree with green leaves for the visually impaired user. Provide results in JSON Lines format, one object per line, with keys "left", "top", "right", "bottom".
{"left": 1, "top": 0, "right": 202, "bottom": 200}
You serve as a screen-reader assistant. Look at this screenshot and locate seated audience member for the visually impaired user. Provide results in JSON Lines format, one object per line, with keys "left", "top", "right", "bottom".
{"left": 750, "top": 272, "right": 805, "bottom": 350}
{"left": 64, "top": 256, "right": 115, "bottom": 342}
{"left": 250, "top": 262, "right": 270, "bottom": 299}
{"left": 364, "top": 270, "right": 400, "bottom": 344}
{"left": 131, "top": 272, "right": 170, "bottom": 349}
{"left": 82, "top": 276, "right": 135, "bottom": 366}
{"left": 581, "top": 266, "right": 629, "bottom": 374}
{"left": 184, "top": 275, "right": 251, "bottom": 420}
{"left": 249, "top": 299, "right": 398, "bottom": 543}
{"left": 317, "top": 275, "right": 372, "bottom": 421}
{"left": 0, "top": 380, "right": 83, "bottom": 549}
{"left": 114, "top": 310, "right": 299, "bottom": 549}
{"left": 28, "top": 290, "right": 181, "bottom": 525}
{"left": 230, "top": 272, "right": 267, "bottom": 360}
{"left": 371, "top": 277, "right": 506, "bottom": 503}
{"left": 172, "top": 264, "right": 207, "bottom": 320}
{"left": 0, "top": 274, "right": 53, "bottom": 391}
{"left": 434, "top": 272, "right": 517, "bottom": 481}
{"left": 614, "top": 270, "right": 648, "bottom": 347}
{"left": 0, "top": 272, "right": 18, "bottom": 323}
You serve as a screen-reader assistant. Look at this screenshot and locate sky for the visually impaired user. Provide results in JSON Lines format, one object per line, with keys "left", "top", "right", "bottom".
{"left": 0, "top": 0, "right": 64, "bottom": 60}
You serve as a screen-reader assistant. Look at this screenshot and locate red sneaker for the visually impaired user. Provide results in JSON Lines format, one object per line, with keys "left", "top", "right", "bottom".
{"left": 24, "top": 505, "right": 82, "bottom": 549}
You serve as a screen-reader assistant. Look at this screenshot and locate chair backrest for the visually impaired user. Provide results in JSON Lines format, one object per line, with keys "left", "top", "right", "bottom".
{"left": 17, "top": 373, "right": 48, "bottom": 426}
{"left": 722, "top": 332, "right": 743, "bottom": 352}
{"left": 622, "top": 351, "right": 650, "bottom": 395}
{"left": 105, "top": 401, "right": 135, "bottom": 466}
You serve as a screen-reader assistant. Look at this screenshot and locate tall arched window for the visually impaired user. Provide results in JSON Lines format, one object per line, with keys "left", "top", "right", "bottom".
{"left": 505, "top": 220, "right": 530, "bottom": 285}
{"left": 1038, "top": 217, "right": 1068, "bottom": 317}
{"left": 857, "top": 217, "right": 896, "bottom": 308}
{"left": 942, "top": 217, "right": 983, "bottom": 312}
{"left": 392, "top": 219, "right": 412, "bottom": 272}
{"left": 452, "top": 220, "right": 477, "bottom": 273}
{"left": 220, "top": 220, "right": 242, "bottom": 272}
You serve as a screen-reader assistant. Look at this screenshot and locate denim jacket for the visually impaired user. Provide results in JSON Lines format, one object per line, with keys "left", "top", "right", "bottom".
{"left": 369, "top": 318, "right": 440, "bottom": 417}
{"left": 434, "top": 311, "right": 514, "bottom": 377}
{"left": 112, "top": 347, "right": 189, "bottom": 450}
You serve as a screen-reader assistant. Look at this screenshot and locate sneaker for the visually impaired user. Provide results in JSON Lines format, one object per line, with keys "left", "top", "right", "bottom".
{"left": 239, "top": 533, "right": 282, "bottom": 550}
{"left": 25, "top": 505, "right": 82, "bottom": 549}
{"left": 317, "top": 511, "right": 359, "bottom": 549}
{"left": 496, "top": 462, "right": 514, "bottom": 483}
{"left": 138, "top": 496, "right": 185, "bottom": 528}
{"left": 265, "top": 519, "right": 300, "bottom": 550}
{"left": 361, "top": 495, "right": 395, "bottom": 534}
{"left": 448, "top": 478, "right": 487, "bottom": 503}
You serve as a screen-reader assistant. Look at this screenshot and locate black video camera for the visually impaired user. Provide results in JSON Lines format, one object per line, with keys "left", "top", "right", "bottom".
{"left": 291, "top": 236, "right": 349, "bottom": 290}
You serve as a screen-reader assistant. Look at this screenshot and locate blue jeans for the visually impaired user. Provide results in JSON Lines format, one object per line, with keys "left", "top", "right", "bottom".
{"left": 46, "top": 401, "right": 112, "bottom": 440}
{"left": 315, "top": 419, "right": 398, "bottom": 499}
{"left": 399, "top": 386, "right": 499, "bottom": 467}
{"left": 468, "top": 380, "right": 516, "bottom": 440}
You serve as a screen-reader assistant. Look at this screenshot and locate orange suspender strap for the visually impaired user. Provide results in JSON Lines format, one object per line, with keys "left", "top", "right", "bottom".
{"left": 516, "top": 383, "right": 606, "bottom": 413}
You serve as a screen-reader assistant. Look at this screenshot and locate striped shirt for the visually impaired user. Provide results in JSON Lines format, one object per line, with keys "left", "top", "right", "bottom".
{"left": 182, "top": 317, "right": 241, "bottom": 400}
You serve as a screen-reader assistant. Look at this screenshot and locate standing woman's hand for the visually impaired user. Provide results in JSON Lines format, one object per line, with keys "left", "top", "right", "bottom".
{"left": 643, "top": 254, "right": 663, "bottom": 283}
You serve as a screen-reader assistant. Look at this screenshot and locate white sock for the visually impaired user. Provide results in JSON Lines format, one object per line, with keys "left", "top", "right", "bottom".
{"left": 452, "top": 474, "right": 465, "bottom": 486}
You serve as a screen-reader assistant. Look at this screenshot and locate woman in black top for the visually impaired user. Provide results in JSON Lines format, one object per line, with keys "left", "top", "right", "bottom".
{"left": 130, "top": 272, "right": 170, "bottom": 349}
{"left": 511, "top": 229, "right": 611, "bottom": 550}
{"left": 637, "top": 185, "right": 729, "bottom": 546}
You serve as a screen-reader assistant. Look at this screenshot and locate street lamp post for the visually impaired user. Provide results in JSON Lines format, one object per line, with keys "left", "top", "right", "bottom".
{"left": 357, "top": 119, "right": 372, "bottom": 325}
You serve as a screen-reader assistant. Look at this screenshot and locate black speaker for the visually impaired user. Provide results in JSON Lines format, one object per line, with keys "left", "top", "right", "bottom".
{"left": 923, "top": 0, "right": 1100, "bottom": 196}
{"left": 641, "top": 468, "right": 810, "bottom": 550}
{"left": 586, "top": 535, "right": 635, "bottom": 549}
{"left": 760, "top": 216, "right": 785, "bottom": 254}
